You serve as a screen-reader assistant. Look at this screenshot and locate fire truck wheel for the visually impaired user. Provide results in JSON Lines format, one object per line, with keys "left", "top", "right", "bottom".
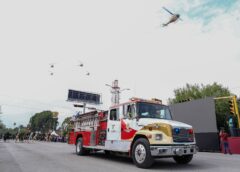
{"left": 76, "top": 138, "right": 89, "bottom": 155}
{"left": 173, "top": 155, "right": 193, "bottom": 164}
{"left": 104, "top": 150, "right": 111, "bottom": 156}
{"left": 132, "top": 138, "right": 154, "bottom": 168}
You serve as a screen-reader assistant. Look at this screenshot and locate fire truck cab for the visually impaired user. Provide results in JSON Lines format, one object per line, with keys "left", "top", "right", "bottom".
{"left": 70, "top": 98, "right": 197, "bottom": 168}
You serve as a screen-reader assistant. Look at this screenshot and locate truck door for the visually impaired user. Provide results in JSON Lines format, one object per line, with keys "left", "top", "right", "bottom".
{"left": 107, "top": 108, "right": 121, "bottom": 140}
{"left": 121, "top": 104, "right": 138, "bottom": 140}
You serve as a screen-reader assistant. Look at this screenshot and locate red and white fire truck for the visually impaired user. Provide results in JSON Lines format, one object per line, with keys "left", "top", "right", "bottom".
{"left": 69, "top": 98, "right": 197, "bottom": 168}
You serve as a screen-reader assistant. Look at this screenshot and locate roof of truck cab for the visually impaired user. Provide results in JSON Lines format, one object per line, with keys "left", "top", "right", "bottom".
{"left": 110, "top": 99, "right": 166, "bottom": 109}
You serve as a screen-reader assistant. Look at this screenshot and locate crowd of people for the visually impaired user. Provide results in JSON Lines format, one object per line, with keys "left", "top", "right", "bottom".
{"left": 1, "top": 132, "right": 68, "bottom": 143}
{"left": 16, "top": 132, "right": 68, "bottom": 143}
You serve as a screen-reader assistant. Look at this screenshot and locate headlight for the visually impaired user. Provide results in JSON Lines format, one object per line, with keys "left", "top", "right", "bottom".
{"left": 155, "top": 134, "right": 163, "bottom": 140}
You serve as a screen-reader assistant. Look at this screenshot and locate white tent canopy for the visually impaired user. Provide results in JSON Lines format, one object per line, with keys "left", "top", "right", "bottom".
{"left": 50, "top": 131, "right": 59, "bottom": 136}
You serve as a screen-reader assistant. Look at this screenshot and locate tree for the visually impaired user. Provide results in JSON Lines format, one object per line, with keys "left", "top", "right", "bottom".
{"left": 29, "top": 111, "right": 59, "bottom": 133}
{"left": 0, "top": 119, "right": 5, "bottom": 130}
{"left": 168, "top": 82, "right": 232, "bottom": 130}
{"left": 0, "top": 120, "right": 6, "bottom": 138}
{"left": 0, "top": 120, "right": 19, "bottom": 139}
{"left": 61, "top": 117, "right": 73, "bottom": 137}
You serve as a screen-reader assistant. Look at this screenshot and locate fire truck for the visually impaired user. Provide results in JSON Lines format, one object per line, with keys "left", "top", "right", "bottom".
{"left": 69, "top": 98, "right": 197, "bottom": 168}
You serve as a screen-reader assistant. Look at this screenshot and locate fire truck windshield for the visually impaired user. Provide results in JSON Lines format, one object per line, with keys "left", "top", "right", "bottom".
{"left": 137, "top": 102, "right": 172, "bottom": 120}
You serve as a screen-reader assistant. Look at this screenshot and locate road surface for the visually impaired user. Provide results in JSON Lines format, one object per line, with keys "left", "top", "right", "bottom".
{"left": 0, "top": 141, "right": 240, "bottom": 172}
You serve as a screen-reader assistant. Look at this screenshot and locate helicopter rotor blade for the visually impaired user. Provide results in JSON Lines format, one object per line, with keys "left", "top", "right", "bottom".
{"left": 177, "top": 15, "right": 183, "bottom": 21}
{"left": 162, "top": 7, "right": 174, "bottom": 15}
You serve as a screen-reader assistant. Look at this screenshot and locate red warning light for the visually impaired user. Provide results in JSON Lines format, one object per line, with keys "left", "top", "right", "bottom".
{"left": 188, "top": 129, "right": 193, "bottom": 135}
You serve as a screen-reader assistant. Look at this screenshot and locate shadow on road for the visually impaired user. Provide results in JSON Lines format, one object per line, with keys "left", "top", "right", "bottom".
{"left": 74, "top": 152, "right": 133, "bottom": 164}
{"left": 152, "top": 159, "right": 215, "bottom": 171}
{"left": 74, "top": 152, "right": 217, "bottom": 171}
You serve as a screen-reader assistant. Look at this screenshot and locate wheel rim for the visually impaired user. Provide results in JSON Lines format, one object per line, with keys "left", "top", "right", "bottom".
{"left": 76, "top": 140, "right": 81, "bottom": 153}
{"left": 135, "top": 144, "right": 146, "bottom": 164}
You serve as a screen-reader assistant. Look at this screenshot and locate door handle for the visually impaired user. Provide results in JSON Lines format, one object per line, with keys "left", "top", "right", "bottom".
{"left": 107, "top": 128, "right": 109, "bottom": 132}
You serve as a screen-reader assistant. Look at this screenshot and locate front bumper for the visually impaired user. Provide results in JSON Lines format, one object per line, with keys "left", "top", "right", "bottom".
{"left": 150, "top": 144, "right": 197, "bottom": 157}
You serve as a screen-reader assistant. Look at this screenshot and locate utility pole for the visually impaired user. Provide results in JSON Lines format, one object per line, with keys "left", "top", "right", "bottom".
{"left": 106, "top": 80, "right": 130, "bottom": 106}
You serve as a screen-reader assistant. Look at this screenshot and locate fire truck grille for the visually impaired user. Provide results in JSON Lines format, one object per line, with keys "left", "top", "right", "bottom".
{"left": 172, "top": 128, "right": 194, "bottom": 142}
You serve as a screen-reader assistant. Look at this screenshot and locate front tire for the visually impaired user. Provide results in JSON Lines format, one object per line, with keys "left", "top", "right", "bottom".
{"left": 104, "top": 150, "right": 111, "bottom": 156}
{"left": 132, "top": 138, "right": 154, "bottom": 168}
{"left": 173, "top": 155, "right": 193, "bottom": 164}
{"left": 76, "top": 138, "right": 89, "bottom": 155}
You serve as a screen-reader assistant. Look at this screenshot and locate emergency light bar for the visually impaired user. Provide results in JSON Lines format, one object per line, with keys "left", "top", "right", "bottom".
{"left": 130, "top": 97, "right": 162, "bottom": 104}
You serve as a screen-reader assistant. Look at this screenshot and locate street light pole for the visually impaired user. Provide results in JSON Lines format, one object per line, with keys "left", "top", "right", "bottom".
{"left": 105, "top": 80, "right": 130, "bottom": 106}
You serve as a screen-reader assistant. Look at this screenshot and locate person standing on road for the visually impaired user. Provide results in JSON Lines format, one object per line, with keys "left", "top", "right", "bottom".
{"left": 219, "top": 129, "right": 232, "bottom": 154}
{"left": 15, "top": 133, "right": 19, "bottom": 143}
{"left": 28, "top": 132, "right": 33, "bottom": 143}
{"left": 3, "top": 134, "right": 6, "bottom": 142}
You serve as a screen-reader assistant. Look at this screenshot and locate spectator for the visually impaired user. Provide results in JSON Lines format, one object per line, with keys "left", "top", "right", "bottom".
{"left": 219, "top": 128, "right": 232, "bottom": 154}
{"left": 3, "top": 134, "right": 7, "bottom": 142}
{"left": 28, "top": 132, "right": 33, "bottom": 143}
{"left": 15, "top": 133, "right": 19, "bottom": 142}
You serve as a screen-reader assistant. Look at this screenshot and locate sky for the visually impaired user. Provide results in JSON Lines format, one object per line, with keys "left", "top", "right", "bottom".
{"left": 0, "top": 0, "right": 240, "bottom": 128}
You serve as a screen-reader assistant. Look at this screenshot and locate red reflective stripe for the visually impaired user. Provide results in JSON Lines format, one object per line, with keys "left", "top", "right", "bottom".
{"left": 121, "top": 119, "right": 137, "bottom": 140}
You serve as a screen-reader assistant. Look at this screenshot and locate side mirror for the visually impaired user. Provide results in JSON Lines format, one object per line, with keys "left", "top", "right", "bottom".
{"left": 136, "top": 116, "right": 139, "bottom": 122}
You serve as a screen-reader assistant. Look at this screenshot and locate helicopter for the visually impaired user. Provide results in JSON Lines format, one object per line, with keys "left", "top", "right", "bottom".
{"left": 77, "top": 61, "right": 84, "bottom": 67}
{"left": 48, "top": 71, "right": 54, "bottom": 76}
{"left": 162, "top": 7, "right": 182, "bottom": 27}
{"left": 49, "top": 63, "right": 56, "bottom": 68}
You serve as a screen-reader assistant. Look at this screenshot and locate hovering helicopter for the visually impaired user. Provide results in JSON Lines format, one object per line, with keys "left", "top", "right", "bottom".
{"left": 49, "top": 63, "right": 56, "bottom": 68}
{"left": 49, "top": 71, "right": 54, "bottom": 76}
{"left": 162, "top": 7, "right": 182, "bottom": 27}
{"left": 77, "top": 61, "right": 84, "bottom": 67}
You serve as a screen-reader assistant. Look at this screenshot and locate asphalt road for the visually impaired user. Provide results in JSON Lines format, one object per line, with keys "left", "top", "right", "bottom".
{"left": 0, "top": 141, "right": 240, "bottom": 172}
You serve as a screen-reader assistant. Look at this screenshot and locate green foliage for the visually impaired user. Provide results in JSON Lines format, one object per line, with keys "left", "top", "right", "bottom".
{"left": 18, "top": 127, "right": 29, "bottom": 141}
{"left": 168, "top": 82, "right": 232, "bottom": 130}
{"left": 0, "top": 119, "right": 28, "bottom": 139}
{"left": 29, "top": 111, "right": 59, "bottom": 133}
{"left": 0, "top": 119, "right": 5, "bottom": 130}
{"left": 168, "top": 83, "right": 231, "bottom": 104}
{"left": 0, "top": 126, "right": 19, "bottom": 139}
{"left": 61, "top": 116, "right": 73, "bottom": 137}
